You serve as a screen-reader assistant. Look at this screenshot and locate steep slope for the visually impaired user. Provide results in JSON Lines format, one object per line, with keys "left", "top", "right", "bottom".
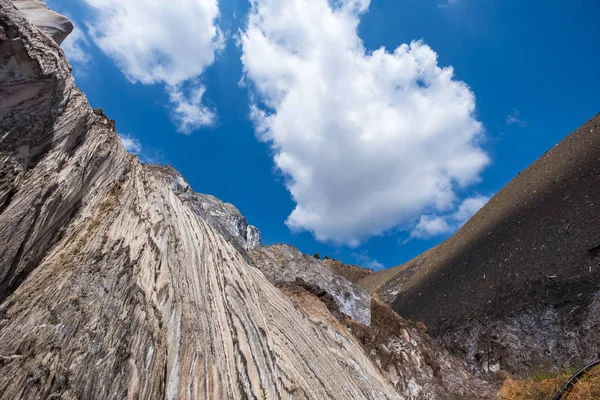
{"left": 323, "top": 258, "right": 373, "bottom": 283}
{"left": 0, "top": 2, "right": 401, "bottom": 398}
{"left": 249, "top": 244, "right": 372, "bottom": 325}
{"left": 250, "top": 248, "right": 493, "bottom": 399}
{"left": 360, "top": 114, "right": 600, "bottom": 374}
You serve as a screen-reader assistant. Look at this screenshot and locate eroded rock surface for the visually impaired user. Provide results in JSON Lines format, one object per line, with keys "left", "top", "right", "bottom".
{"left": 146, "top": 165, "right": 261, "bottom": 252}
{"left": 11, "top": 0, "right": 72, "bottom": 44}
{"left": 280, "top": 285, "right": 494, "bottom": 400}
{"left": 0, "top": 3, "right": 402, "bottom": 398}
{"left": 251, "top": 246, "right": 494, "bottom": 399}
{"left": 182, "top": 191, "right": 261, "bottom": 251}
{"left": 250, "top": 244, "right": 372, "bottom": 325}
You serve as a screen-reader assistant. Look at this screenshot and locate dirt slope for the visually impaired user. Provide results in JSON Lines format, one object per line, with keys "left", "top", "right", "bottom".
{"left": 360, "top": 113, "right": 600, "bottom": 373}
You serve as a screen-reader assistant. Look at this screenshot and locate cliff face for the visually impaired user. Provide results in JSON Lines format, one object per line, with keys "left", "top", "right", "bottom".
{"left": 250, "top": 244, "right": 372, "bottom": 325}
{"left": 360, "top": 114, "right": 600, "bottom": 375}
{"left": 250, "top": 249, "right": 493, "bottom": 399}
{"left": 0, "top": 2, "right": 402, "bottom": 398}
{"left": 148, "top": 166, "right": 261, "bottom": 253}
{"left": 11, "top": 0, "right": 71, "bottom": 44}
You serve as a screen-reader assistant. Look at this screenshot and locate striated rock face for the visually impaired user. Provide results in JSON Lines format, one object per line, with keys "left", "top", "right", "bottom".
{"left": 251, "top": 246, "right": 494, "bottom": 399}
{"left": 250, "top": 244, "right": 372, "bottom": 325}
{"left": 0, "top": 3, "right": 403, "bottom": 398}
{"left": 11, "top": 0, "right": 72, "bottom": 44}
{"left": 360, "top": 113, "right": 600, "bottom": 375}
{"left": 146, "top": 165, "right": 261, "bottom": 253}
{"left": 279, "top": 284, "right": 493, "bottom": 400}
{"left": 182, "top": 191, "right": 261, "bottom": 252}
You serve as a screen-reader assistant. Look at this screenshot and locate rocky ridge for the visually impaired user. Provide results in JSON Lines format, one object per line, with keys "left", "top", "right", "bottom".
{"left": 148, "top": 165, "right": 261, "bottom": 253}
{"left": 249, "top": 244, "right": 372, "bottom": 325}
{"left": 11, "top": 0, "right": 71, "bottom": 44}
{"left": 0, "top": 2, "right": 402, "bottom": 398}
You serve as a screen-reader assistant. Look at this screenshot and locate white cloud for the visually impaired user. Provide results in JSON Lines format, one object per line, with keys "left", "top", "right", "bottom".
{"left": 410, "top": 194, "right": 489, "bottom": 239}
{"left": 352, "top": 252, "right": 385, "bottom": 271}
{"left": 168, "top": 83, "right": 216, "bottom": 134}
{"left": 61, "top": 21, "right": 91, "bottom": 65}
{"left": 438, "top": 0, "right": 459, "bottom": 8}
{"left": 506, "top": 109, "right": 527, "bottom": 127}
{"left": 83, "top": 0, "right": 222, "bottom": 131}
{"left": 118, "top": 134, "right": 142, "bottom": 154}
{"left": 452, "top": 194, "right": 489, "bottom": 222}
{"left": 410, "top": 215, "right": 452, "bottom": 239}
{"left": 241, "top": 0, "right": 489, "bottom": 246}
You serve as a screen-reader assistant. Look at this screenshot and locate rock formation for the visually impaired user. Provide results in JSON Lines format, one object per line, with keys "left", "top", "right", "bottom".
{"left": 251, "top": 249, "right": 493, "bottom": 399}
{"left": 360, "top": 113, "right": 600, "bottom": 376}
{"left": 0, "top": 2, "right": 401, "bottom": 398}
{"left": 2, "top": 0, "right": 597, "bottom": 398}
{"left": 250, "top": 244, "right": 371, "bottom": 325}
{"left": 11, "top": 0, "right": 71, "bottom": 44}
{"left": 148, "top": 165, "right": 261, "bottom": 253}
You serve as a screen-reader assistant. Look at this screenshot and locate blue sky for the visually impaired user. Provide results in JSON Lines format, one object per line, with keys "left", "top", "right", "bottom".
{"left": 48, "top": 0, "right": 599, "bottom": 270}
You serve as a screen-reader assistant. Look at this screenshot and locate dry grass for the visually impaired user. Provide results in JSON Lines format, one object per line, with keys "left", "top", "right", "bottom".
{"left": 498, "top": 365, "right": 600, "bottom": 400}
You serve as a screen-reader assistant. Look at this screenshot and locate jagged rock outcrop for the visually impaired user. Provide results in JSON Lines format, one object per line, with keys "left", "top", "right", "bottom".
{"left": 276, "top": 280, "right": 493, "bottom": 399}
{"left": 251, "top": 247, "right": 493, "bottom": 399}
{"left": 146, "top": 166, "right": 261, "bottom": 252}
{"left": 360, "top": 113, "right": 600, "bottom": 376}
{"left": 11, "top": 0, "right": 71, "bottom": 44}
{"left": 0, "top": 3, "right": 404, "bottom": 398}
{"left": 182, "top": 192, "right": 261, "bottom": 251}
{"left": 250, "top": 244, "right": 371, "bottom": 325}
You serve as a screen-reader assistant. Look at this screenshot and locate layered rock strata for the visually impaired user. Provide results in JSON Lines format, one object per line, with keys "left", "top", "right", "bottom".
{"left": 0, "top": 2, "right": 402, "bottom": 398}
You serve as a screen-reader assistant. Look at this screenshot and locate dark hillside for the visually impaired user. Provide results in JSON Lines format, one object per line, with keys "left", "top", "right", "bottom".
{"left": 361, "top": 113, "right": 600, "bottom": 373}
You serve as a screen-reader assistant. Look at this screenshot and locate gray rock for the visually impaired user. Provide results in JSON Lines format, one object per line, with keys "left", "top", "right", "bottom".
{"left": 250, "top": 244, "right": 371, "bottom": 325}
{"left": 11, "top": 0, "right": 72, "bottom": 44}
{"left": 144, "top": 165, "right": 261, "bottom": 253}
{"left": 438, "top": 290, "right": 600, "bottom": 376}
{"left": 182, "top": 192, "right": 261, "bottom": 251}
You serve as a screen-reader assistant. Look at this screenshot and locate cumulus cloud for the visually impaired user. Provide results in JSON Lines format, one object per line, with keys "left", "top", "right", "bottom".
{"left": 118, "top": 134, "right": 142, "bottom": 154}
{"left": 241, "top": 0, "right": 489, "bottom": 246}
{"left": 410, "top": 194, "right": 489, "bottom": 239}
{"left": 83, "top": 0, "right": 222, "bottom": 132}
{"left": 168, "top": 84, "right": 216, "bottom": 133}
